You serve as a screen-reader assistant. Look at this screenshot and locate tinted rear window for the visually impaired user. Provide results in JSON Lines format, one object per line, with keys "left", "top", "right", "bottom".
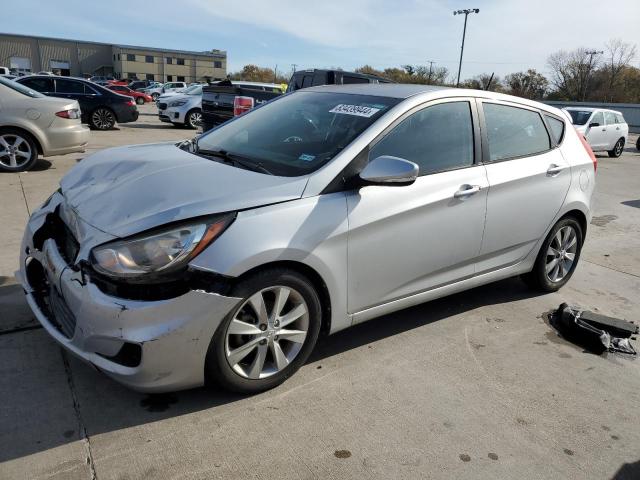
{"left": 484, "top": 103, "right": 550, "bottom": 161}
{"left": 566, "top": 110, "right": 592, "bottom": 126}
{"left": 56, "top": 79, "right": 85, "bottom": 94}
{"left": 342, "top": 75, "right": 370, "bottom": 85}
{"left": 20, "top": 77, "right": 54, "bottom": 92}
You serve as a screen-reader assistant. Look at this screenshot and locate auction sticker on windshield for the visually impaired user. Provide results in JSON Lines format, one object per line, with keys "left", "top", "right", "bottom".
{"left": 329, "top": 104, "right": 381, "bottom": 118}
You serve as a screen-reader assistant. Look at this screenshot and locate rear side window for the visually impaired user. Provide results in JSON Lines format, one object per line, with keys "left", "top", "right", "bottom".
{"left": 342, "top": 75, "right": 369, "bottom": 85}
{"left": 56, "top": 79, "right": 85, "bottom": 94}
{"left": 370, "top": 101, "right": 474, "bottom": 176}
{"left": 615, "top": 113, "right": 625, "bottom": 124}
{"left": 301, "top": 75, "right": 313, "bottom": 88}
{"left": 545, "top": 115, "right": 565, "bottom": 144}
{"left": 20, "top": 77, "right": 54, "bottom": 92}
{"left": 483, "top": 103, "right": 550, "bottom": 161}
{"left": 604, "top": 111, "right": 617, "bottom": 125}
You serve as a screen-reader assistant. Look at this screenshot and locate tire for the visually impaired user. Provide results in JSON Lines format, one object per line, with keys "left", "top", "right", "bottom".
{"left": 151, "top": 93, "right": 159, "bottom": 101}
{"left": 522, "top": 217, "right": 583, "bottom": 292}
{"left": 636, "top": 136, "right": 639, "bottom": 151}
{"left": 135, "top": 96, "right": 145, "bottom": 105}
{"left": 185, "top": 109, "right": 202, "bottom": 129}
{"left": 205, "top": 268, "right": 322, "bottom": 394}
{"left": 89, "top": 107, "right": 116, "bottom": 130}
{"left": 607, "top": 138, "right": 624, "bottom": 158}
{"left": 0, "top": 128, "right": 39, "bottom": 172}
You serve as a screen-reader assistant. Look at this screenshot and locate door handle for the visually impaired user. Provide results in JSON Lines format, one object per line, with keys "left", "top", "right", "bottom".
{"left": 546, "top": 164, "right": 565, "bottom": 176}
{"left": 454, "top": 184, "right": 481, "bottom": 198}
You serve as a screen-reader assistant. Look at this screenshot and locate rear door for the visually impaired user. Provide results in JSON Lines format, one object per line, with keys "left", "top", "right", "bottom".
{"left": 604, "top": 111, "right": 621, "bottom": 149}
{"left": 477, "top": 101, "right": 571, "bottom": 273}
{"left": 347, "top": 99, "right": 488, "bottom": 313}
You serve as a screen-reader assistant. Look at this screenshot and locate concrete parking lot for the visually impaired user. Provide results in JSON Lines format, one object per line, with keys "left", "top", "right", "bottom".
{"left": 1, "top": 104, "right": 639, "bottom": 480}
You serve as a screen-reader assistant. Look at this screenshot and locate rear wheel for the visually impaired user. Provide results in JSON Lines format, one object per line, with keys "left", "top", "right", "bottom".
{"left": 135, "top": 96, "right": 145, "bottom": 105}
{"left": 0, "top": 129, "right": 39, "bottom": 172}
{"left": 522, "top": 217, "right": 583, "bottom": 292}
{"left": 608, "top": 138, "right": 624, "bottom": 158}
{"left": 90, "top": 108, "right": 116, "bottom": 130}
{"left": 205, "top": 268, "right": 322, "bottom": 393}
{"left": 636, "top": 136, "right": 639, "bottom": 151}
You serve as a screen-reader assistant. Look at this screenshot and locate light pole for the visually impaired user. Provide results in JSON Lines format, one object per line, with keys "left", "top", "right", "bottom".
{"left": 583, "top": 50, "right": 603, "bottom": 101}
{"left": 453, "top": 8, "right": 479, "bottom": 87}
{"left": 427, "top": 60, "right": 435, "bottom": 83}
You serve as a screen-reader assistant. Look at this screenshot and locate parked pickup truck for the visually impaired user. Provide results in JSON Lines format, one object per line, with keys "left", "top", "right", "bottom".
{"left": 201, "top": 80, "right": 284, "bottom": 132}
{"left": 286, "top": 69, "right": 391, "bottom": 93}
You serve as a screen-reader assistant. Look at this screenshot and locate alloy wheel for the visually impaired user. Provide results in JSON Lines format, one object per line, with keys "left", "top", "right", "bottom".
{"left": 614, "top": 140, "right": 624, "bottom": 156}
{"left": 0, "top": 134, "right": 32, "bottom": 169}
{"left": 189, "top": 111, "right": 202, "bottom": 127}
{"left": 545, "top": 226, "right": 578, "bottom": 282}
{"left": 92, "top": 109, "right": 115, "bottom": 129}
{"left": 225, "top": 286, "right": 309, "bottom": 379}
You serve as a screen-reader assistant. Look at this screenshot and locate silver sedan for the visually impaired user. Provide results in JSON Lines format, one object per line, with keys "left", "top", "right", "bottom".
{"left": 17, "top": 84, "right": 595, "bottom": 393}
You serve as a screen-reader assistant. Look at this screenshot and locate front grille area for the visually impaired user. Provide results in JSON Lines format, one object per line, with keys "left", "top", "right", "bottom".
{"left": 33, "top": 210, "right": 80, "bottom": 266}
{"left": 27, "top": 258, "right": 77, "bottom": 339}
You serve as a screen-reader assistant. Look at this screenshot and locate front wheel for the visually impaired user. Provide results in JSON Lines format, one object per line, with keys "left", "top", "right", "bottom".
{"left": 151, "top": 93, "right": 159, "bottom": 101}
{"left": 185, "top": 109, "right": 202, "bottom": 129}
{"left": 205, "top": 268, "right": 322, "bottom": 393}
{"left": 135, "top": 96, "right": 145, "bottom": 105}
{"left": 522, "top": 217, "right": 583, "bottom": 292}
{"left": 90, "top": 108, "right": 116, "bottom": 130}
{"left": 608, "top": 138, "right": 624, "bottom": 158}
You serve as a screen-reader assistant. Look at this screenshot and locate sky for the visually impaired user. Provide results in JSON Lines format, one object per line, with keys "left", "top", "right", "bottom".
{"left": 4, "top": 0, "right": 640, "bottom": 80}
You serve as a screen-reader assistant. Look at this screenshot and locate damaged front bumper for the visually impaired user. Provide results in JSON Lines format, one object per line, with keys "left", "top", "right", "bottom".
{"left": 17, "top": 195, "right": 241, "bottom": 393}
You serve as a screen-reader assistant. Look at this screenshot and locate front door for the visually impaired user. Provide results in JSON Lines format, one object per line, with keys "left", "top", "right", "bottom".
{"left": 585, "top": 111, "right": 607, "bottom": 150}
{"left": 347, "top": 99, "right": 487, "bottom": 313}
{"left": 477, "top": 101, "right": 571, "bottom": 273}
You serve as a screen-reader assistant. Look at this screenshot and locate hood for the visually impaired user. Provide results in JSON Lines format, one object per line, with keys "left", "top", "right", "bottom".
{"left": 60, "top": 143, "right": 309, "bottom": 238}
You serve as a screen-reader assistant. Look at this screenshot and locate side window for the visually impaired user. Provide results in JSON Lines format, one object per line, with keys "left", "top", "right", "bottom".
{"left": 301, "top": 75, "right": 313, "bottom": 88}
{"left": 545, "top": 115, "right": 565, "bottom": 144}
{"left": 483, "top": 103, "right": 550, "bottom": 161}
{"left": 21, "top": 77, "right": 54, "bottom": 92}
{"left": 342, "top": 75, "right": 369, "bottom": 85}
{"left": 126, "top": 54, "right": 136, "bottom": 61}
{"left": 615, "top": 113, "right": 625, "bottom": 124}
{"left": 604, "top": 111, "right": 617, "bottom": 125}
{"left": 370, "top": 101, "right": 474, "bottom": 176}
{"left": 590, "top": 111, "right": 604, "bottom": 126}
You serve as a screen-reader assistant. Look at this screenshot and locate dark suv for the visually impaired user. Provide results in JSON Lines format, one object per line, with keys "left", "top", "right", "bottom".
{"left": 17, "top": 76, "right": 139, "bottom": 130}
{"left": 286, "top": 69, "right": 391, "bottom": 93}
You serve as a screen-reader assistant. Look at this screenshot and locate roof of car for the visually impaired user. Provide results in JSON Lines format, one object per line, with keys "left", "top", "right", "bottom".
{"left": 563, "top": 106, "right": 623, "bottom": 115}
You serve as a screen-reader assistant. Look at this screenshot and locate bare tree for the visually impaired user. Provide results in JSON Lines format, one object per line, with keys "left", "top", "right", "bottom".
{"left": 504, "top": 69, "right": 548, "bottom": 99}
{"left": 547, "top": 48, "right": 602, "bottom": 101}
{"left": 603, "top": 39, "right": 637, "bottom": 101}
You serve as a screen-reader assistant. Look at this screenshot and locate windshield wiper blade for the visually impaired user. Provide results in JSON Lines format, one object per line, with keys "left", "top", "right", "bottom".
{"left": 196, "top": 148, "right": 274, "bottom": 175}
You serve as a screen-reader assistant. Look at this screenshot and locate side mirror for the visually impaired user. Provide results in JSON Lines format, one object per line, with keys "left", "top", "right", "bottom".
{"left": 359, "top": 156, "right": 419, "bottom": 186}
{"left": 589, "top": 122, "right": 600, "bottom": 128}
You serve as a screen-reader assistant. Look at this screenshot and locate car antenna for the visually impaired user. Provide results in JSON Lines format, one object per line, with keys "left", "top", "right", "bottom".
{"left": 484, "top": 72, "right": 494, "bottom": 91}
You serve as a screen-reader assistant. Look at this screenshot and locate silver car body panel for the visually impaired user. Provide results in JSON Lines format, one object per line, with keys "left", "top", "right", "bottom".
{"left": 18, "top": 84, "right": 595, "bottom": 391}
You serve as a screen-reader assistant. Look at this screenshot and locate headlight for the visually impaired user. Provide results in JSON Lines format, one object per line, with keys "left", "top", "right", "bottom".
{"left": 169, "top": 100, "right": 188, "bottom": 107}
{"left": 90, "top": 215, "right": 234, "bottom": 280}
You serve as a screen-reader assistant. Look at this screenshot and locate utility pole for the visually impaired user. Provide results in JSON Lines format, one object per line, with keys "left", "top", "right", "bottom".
{"left": 427, "top": 60, "right": 435, "bottom": 83}
{"left": 291, "top": 63, "right": 297, "bottom": 75}
{"left": 583, "top": 50, "right": 603, "bottom": 101}
{"left": 453, "top": 8, "right": 480, "bottom": 87}
{"left": 273, "top": 64, "right": 278, "bottom": 83}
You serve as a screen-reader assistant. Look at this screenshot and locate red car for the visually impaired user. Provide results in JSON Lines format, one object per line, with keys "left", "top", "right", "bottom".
{"left": 107, "top": 79, "right": 129, "bottom": 86}
{"left": 107, "top": 85, "right": 153, "bottom": 105}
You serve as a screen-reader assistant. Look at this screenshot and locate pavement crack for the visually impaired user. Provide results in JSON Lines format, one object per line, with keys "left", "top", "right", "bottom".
{"left": 17, "top": 172, "right": 31, "bottom": 216}
{"left": 61, "top": 348, "right": 98, "bottom": 480}
{"left": 584, "top": 259, "right": 640, "bottom": 279}
{"left": 0, "top": 324, "right": 43, "bottom": 336}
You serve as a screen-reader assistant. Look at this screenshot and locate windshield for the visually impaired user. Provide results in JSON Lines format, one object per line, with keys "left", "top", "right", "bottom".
{"left": 0, "top": 76, "right": 45, "bottom": 98}
{"left": 567, "top": 110, "right": 593, "bottom": 126}
{"left": 186, "top": 85, "right": 203, "bottom": 95}
{"left": 196, "top": 91, "right": 400, "bottom": 176}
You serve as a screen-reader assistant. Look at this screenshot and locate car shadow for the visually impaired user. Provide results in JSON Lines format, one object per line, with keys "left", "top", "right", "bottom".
{"left": 611, "top": 460, "right": 640, "bottom": 480}
{"left": 0, "top": 275, "right": 543, "bottom": 463}
{"left": 120, "top": 123, "right": 183, "bottom": 130}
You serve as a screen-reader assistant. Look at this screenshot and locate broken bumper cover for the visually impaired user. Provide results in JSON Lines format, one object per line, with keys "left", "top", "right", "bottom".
{"left": 17, "top": 219, "right": 241, "bottom": 393}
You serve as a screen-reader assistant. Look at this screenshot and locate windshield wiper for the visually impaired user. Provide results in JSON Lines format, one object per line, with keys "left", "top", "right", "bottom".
{"left": 196, "top": 148, "right": 274, "bottom": 175}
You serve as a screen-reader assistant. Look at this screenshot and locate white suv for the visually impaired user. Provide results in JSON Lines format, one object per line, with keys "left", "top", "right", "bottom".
{"left": 158, "top": 85, "right": 202, "bottom": 128}
{"left": 564, "top": 107, "right": 628, "bottom": 157}
{"left": 144, "top": 82, "right": 188, "bottom": 100}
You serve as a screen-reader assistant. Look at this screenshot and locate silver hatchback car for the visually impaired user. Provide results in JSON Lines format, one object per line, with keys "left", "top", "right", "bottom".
{"left": 17, "top": 84, "right": 596, "bottom": 393}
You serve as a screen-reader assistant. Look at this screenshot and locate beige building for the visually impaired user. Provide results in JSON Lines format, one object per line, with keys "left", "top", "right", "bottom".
{"left": 0, "top": 32, "right": 227, "bottom": 82}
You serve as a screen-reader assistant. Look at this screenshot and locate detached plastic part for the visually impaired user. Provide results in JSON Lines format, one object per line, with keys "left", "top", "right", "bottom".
{"left": 553, "top": 303, "right": 638, "bottom": 355}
